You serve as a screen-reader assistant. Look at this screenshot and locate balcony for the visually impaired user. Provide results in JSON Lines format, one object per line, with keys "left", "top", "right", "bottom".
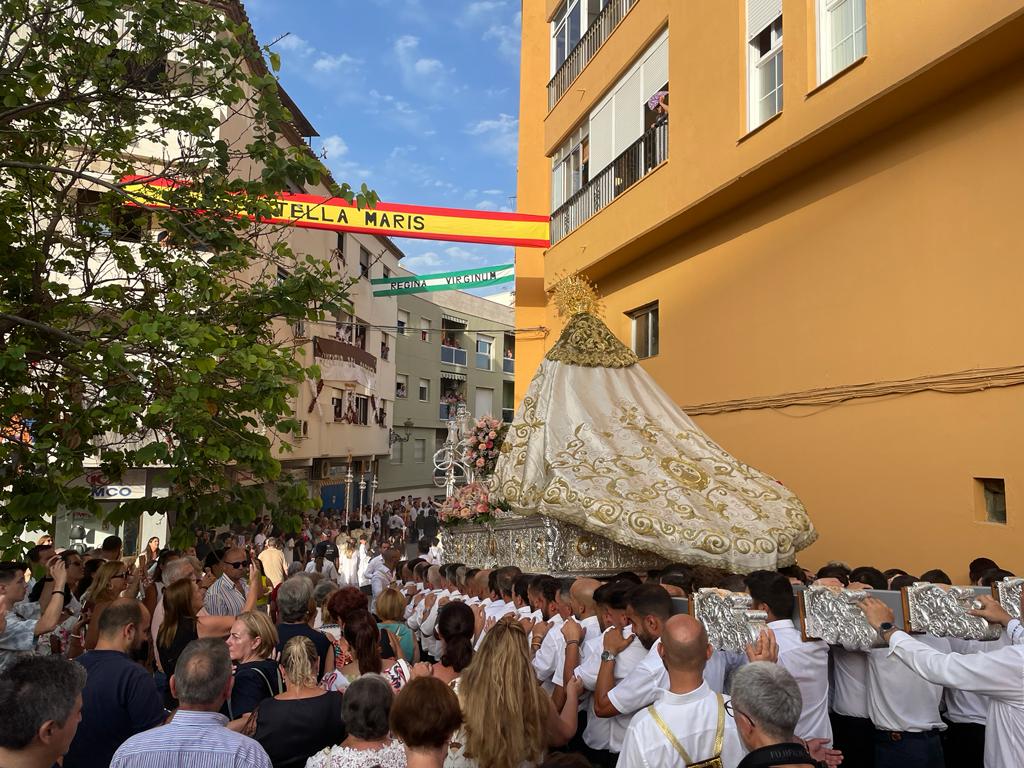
{"left": 441, "top": 345, "right": 468, "bottom": 366}
{"left": 551, "top": 120, "right": 668, "bottom": 245}
{"left": 548, "top": 0, "right": 639, "bottom": 110}
{"left": 502, "top": 357, "right": 515, "bottom": 375}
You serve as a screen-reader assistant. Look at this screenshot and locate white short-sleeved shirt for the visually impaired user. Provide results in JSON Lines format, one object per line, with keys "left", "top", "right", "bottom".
{"left": 771, "top": 619, "right": 833, "bottom": 743}
{"left": 607, "top": 638, "right": 669, "bottom": 717}
{"left": 576, "top": 626, "right": 647, "bottom": 752}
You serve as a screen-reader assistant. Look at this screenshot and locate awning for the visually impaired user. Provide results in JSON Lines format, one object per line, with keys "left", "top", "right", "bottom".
{"left": 442, "top": 313, "right": 467, "bottom": 326}
{"left": 440, "top": 370, "right": 467, "bottom": 382}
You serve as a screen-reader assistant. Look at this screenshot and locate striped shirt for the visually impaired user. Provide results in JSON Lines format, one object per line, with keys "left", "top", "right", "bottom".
{"left": 111, "top": 710, "right": 271, "bottom": 768}
{"left": 203, "top": 574, "right": 247, "bottom": 617}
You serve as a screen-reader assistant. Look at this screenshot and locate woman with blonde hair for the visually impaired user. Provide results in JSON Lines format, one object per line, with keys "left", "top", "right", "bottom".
{"left": 81, "top": 559, "right": 144, "bottom": 649}
{"left": 246, "top": 636, "right": 343, "bottom": 768}
{"left": 376, "top": 587, "right": 418, "bottom": 662}
{"left": 443, "top": 617, "right": 581, "bottom": 768}
{"left": 224, "top": 610, "right": 282, "bottom": 719}
{"left": 157, "top": 565, "right": 260, "bottom": 707}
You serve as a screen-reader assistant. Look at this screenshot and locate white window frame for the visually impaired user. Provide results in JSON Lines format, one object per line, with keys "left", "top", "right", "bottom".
{"left": 551, "top": 123, "right": 589, "bottom": 212}
{"left": 551, "top": 0, "right": 583, "bottom": 76}
{"left": 817, "top": 0, "right": 866, "bottom": 84}
{"left": 396, "top": 373, "right": 408, "bottom": 399}
{"left": 629, "top": 302, "right": 659, "bottom": 359}
{"left": 476, "top": 334, "right": 493, "bottom": 370}
{"left": 747, "top": 16, "right": 783, "bottom": 132}
{"left": 418, "top": 378, "right": 430, "bottom": 402}
{"left": 397, "top": 310, "right": 409, "bottom": 335}
{"left": 420, "top": 317, "right": 431, "bottom": 342}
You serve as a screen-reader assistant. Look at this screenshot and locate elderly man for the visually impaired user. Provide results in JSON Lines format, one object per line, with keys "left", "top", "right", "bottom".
{"left": 731, "top": 662, "right": 821, "bottom": 768}
{"left": 617, "top": 614, "right": 746, "bottom": 768}
{"left": 203, "top": 548, "right": 248, "bottom": 617}
{"left": 110, "top": 639, "right": 270, "bottom": 767}
{"left": 0, "top": 655, "right": 86, "bottom": 768}
{"left": 275, "top": 576, "right": 331, "bottom": 681}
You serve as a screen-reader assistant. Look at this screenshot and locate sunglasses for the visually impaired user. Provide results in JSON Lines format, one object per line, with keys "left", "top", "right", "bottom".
{"left": 222, "top": 560, "right": 248, "bottom": 568}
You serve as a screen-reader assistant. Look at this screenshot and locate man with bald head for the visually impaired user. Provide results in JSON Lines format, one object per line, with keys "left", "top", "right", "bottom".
{"left": 203, "top": 547, "right": 248, "bottom": 616}
{"left": 618, "top": 614, "right": 746, "bottom": 768}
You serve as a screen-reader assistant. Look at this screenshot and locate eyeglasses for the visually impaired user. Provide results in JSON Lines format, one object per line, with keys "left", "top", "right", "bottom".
{"left": 222, "top": 560, "right": 248, "bottom": 569}
{"left": 723, "top": 701, "right": 755, "bottom": 728}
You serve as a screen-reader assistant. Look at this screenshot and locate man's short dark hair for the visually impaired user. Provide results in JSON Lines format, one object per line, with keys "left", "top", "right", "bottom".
{"left": 487, "top": 569, "right": 499, "bottom": 596}
{"left": 744, "top": 570, "right": 795, "bottom": 619}
{"left": 0, "top": 655, "right": 86, "bottom": 749}
{"left": 26, "top": 544, "right": 53, "bottom": 564}
{"left": 980, "top": 568, "right": 1016, "bottom": 587}
{"left": 777, "top": 565, "right": 808, "bottom": 585}
{"left": 101, "top": 535, "right": 122, "bottom": 552}
{"left": 970, "top": 558, "right": 999, "bottom": 583}
{"left": 173, "top": 638, "right": 232, "bottom": 706}
{"left": 627, "top": 583, "right": 673, "bottom": 621}
{"left": 883, "top": 568, "right": 907, "bottom": 580}
{"left": 417, "top": 540, "right": 430, "bottom": 554}
{"left": 97, "top": 599, "right": 144, "bottom": 636}
{"left": 849, "top": 566, "right": 887, "bottom": 590}
{"left": 465, "top": 568, "right": 480, "bottom": 583}
{"left": 815, "top": 564, "right": 851, "bottom": 586}
{"left": 496, "top": 566, "right": 522, "bottom": 599}
{"left": 609, "top": 571, "right": 643, "bottom": 585}
{"left": 535, "top": 575, "right": 559, "bottom": 604}
{"left": 513, "top": 574, "right": 534, "bottom": 603}
{"left": 889, "top": 574, "right": 919, "bottom": 591}
{"left": 0, "top": 562, "right": 28, "bottom": 586}
{"left": 920, "top": 569, "right": 952, "bottom": 585}
{"left": 594, "top": 580, "right": 633, "bottom": 610}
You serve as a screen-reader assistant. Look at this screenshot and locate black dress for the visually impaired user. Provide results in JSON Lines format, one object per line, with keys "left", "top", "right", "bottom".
{"left": 222, "top": 658, "right": 282, "bottom": 719}
{"left": 252, "top": 692, "right": 346, "bottom": 768}
{"left": 157, "top": 617, "right": 197, "bottom": 709}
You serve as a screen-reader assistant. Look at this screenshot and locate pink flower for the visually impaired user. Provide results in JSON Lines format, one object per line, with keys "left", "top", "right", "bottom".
{"left": 475, "top": 503, "right": 488, "bottom": 514}
{"left": 479, "top": 442, "right": 487, "bottom": 450}
{"left": 486, "top": 441, "right": 493, "bottom": 449}
{"left": 488, "top": 431, "right": 497, "bottom": 439}
{"left": 476, "top": 458, "right": 485, "bottom": 467}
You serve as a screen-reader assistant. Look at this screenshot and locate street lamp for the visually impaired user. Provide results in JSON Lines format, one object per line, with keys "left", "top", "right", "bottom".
{"left": 389, "top": 418, "right": 414, "bottom": 446}
{"left": 344, "top": 461, "right": 353, "bottom": 527}
{"left": 358, "top": 475, "right": 367, "bottom": 525}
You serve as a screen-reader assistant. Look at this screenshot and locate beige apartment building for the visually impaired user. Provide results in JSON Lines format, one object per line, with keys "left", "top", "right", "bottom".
{"left": 376, "top": 275, "right": 515, "bottom": 503}
{"left": 517, "top": 0, "right": 1024, "bottom": 577}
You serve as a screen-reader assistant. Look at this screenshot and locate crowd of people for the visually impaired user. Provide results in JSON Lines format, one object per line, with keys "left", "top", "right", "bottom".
{"left": 0, "top": 519, "right": 1020, "bottom": 768}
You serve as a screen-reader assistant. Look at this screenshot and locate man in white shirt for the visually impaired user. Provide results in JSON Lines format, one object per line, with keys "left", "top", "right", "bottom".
{"left": 944, "top": 634, "right": 1003, "bottom": 767}
{"left": 862, "top": 594, "right": 1024, "bottom": 768}
{"left": 745, "top": 570, "right": 832, "bottom": 745}
{"left": 617, "top": 614, "right": 746, "bottom": 768}
{"left": 512, "top": 574, "right": 542, "bottom": 622}
{"left": 531, "top": 575, "right": 571, "bottom": 692}
{"left": 368, "top": 548, "right": 400, "bottom": 612}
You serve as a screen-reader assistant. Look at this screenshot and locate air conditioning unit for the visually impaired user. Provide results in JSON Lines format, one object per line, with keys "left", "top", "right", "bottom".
{"left": 320, "top": 461, "right": 330, "bottom": 479}
{"left": 296, "top": 420, "right": 309, "bottom": 439}
{"left": 293, "top": 319, "right": 307, "bottom": 338}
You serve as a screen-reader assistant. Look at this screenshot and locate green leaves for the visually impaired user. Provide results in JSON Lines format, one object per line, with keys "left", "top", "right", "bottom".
{"left": 0, "top": 0, "right": 365, "bottom": 554}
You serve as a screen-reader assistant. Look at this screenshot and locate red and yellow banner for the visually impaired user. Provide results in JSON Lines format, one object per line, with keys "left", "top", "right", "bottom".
{"left": 121, "top": 176, "right": 549, "bottom": 248}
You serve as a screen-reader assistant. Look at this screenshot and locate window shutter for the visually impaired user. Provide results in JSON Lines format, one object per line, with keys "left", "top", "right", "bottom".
{"left": 642, "top": 35, "right": 669, "bottom": 99}
{"left": 747, "top": 0, "right": 782, "bottom": 38}
{"left": 588, "top": 99, "right": 615, "bottom": 175}
{"left": 551, "top": 161, "right": 565, "bottom": 211}
{"left": 613, "top": 68, "right": 644, "bottom": 158}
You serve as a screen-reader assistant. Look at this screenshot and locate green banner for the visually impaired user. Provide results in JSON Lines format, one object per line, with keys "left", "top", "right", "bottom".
{"left": 372, "top": 263, "right": 514, "bottom": 296}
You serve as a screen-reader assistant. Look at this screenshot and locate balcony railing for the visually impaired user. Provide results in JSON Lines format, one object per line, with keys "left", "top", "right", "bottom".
{"left": 550, "top": 120, "right": 668, "bottom": 244}
{"left": 502, "top": 357, "right": 515, "bottom": 374}
{"left": 548, "top": 0, "right": 639, "bottom": 110}
{"left": 441, "top": 345, "right": 468, "bottom": 366}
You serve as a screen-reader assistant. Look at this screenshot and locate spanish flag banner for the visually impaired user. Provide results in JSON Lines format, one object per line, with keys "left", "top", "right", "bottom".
{"left": 121, "top": 176, "right": 549, "bottom": 249}
{"left": 370, "top": 264, "right": 514, "bottom": 296}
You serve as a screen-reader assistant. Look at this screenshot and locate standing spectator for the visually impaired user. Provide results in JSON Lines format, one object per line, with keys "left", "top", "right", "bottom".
{"left": 0, "top": 655, "right": 86, "bottom": 768}
{"left": 205, "top": 549, "right": 250, "bottom": 617}
{"left": 63, "top": 599, "right": 166, "bottom": 768}
{"left": 111, "top": 638, "right": 271, "bottom": 767}
{"left": 142, "top": 551, "right": 181, "bottom": 622}
{"left": 225, "top": 611, "right": 282, "bottom": 720}
{"left": 37, "top": 550, "right": 86, "bottom": 658}
{"left": 376, "top": 588, "right": 417, "bottom": 663}
{"left": 338, "top": 540, "right": 359, "bottom": 587}
{"left": 81, "top": 560, "right": 143, "bottom": 650}
{"left": 275, "top": 576, "right": 332, "bottom": 681}
{"left": 24, "top": 542, "right": 55, "bottom": 598}
{"left": 305, "top": 545, "right": 341, "bottom": 585}
{"left": 389, "top": 676, "right": 463, "bottom": 767}
{"left": 305, "top": 674, "right": 404, "bottom": 768}
{"left": 144, "top": 537, "right": 161, "bottom": 564}
{"left": 0, "top": 559, "right": 69, "bottom": 674}
{"left": 369, "top": 549, "right": 401, "bottom": 612}
{"left": 244, "top": 636, "right": 344, "bottom": 768}
{"left": 100, "top": 536, "right": 123, "bottom": 562}
{"left": 258, "top": 539, "right": 288, "bottom": 588}
{"left": 195, "top": 532, "right": 212, "bottom": 564}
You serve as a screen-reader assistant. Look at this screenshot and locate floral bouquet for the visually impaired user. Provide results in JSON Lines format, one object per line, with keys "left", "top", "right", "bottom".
{"left": 439, "top": 481, "right": 509, "bottom": 527}
{"left": 464, "top": 415, "right": 507, "bottom": 476}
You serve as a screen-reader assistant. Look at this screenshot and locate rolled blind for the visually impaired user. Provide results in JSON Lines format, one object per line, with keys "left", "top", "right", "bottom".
{"left": 747, "top": 0, "right": 782, "bottom": 38}
{"left": 642, "top": 35, "right": 669, "bottom": 97}
{"left": 612, "top": 68, "right": 644, "bottom": 158}
{"left": 588, "top": 99, "right": 615, "bottom": 175}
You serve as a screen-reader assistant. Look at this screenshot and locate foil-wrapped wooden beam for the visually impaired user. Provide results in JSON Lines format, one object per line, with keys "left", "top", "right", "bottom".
{"left": 799, "top": 585, "right": 882, "bottom": 650}
{"left": 902, "top": 583, "right": 1001, "bottom": 641}
{"left": 689, "top": 588, "right": 767, "bottom": 652}
{"left": 994, "top": 577, "right": 1022, "bottom": 620}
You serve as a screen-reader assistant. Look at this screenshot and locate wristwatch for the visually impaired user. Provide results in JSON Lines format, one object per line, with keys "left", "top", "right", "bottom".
{"left": 600, "top": 650, "right": 617, "bottom": 663}
{"left": 878, "top": 621, "right": 896, "bottom": 641}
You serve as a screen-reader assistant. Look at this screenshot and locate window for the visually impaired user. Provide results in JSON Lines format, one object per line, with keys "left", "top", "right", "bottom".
{"left": 383, "top": 266, "right": 391, "bottom": 279}
{"left": 396, "top": 374, "right": 408, "bottom": 399}
{"left": 397, "top": 310, "right": 409, "bottom": 335}
{"left": 380, "top": 333, "right": 390, "bottom": 361}
{"left": 359, "top": 246, "right": 371, "bottom": 278}
{"left": 976, "top": 478, "right": 1007, "bottom": 524}
{"left": 354, "top": 395, "right": 369, "bottom": 425}
{"left": 391, "top": 441, "right": 403, "bottom": 464}
{"left": 109, "top": 49, "right": 167, "bottom": 94}
{"left": 420, "top": 317, "right": 431, "bottom": 342}
{"left": 629, "top": 302, "right": 659, "bottom": 359}
{"left": 551, "top": 0, "right": 583, "bottom": 74}
{"left": 418, "top": 378, "right": 430, "bottom": 402}
{"left": 476, "top": 335, "right": 493, "bottom": 370}
{"left": 335, "top": 233, "right": 346, "bottom": 263}
{"left": 551, "top": 124, "right": 590, "bottom": 212}
{"left": 475, "top": 387, "right": 494, "bottom": 419}
{"left": 818, "top": 0, "right": 866, "bottom": 83}
{"left": 748, "top": 15, "right": 783, "bottom": 130}
{"left": 75, "top": 189, "right": 147, "bottom": 242}
{"left": 414, "top": 438, "right": 427, "bottom": 463}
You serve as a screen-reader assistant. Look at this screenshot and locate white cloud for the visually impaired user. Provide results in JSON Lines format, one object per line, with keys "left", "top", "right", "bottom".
{"left": 275, "top": 33, "right": 314, "bottom": 57}
{"left": 458, "top": 1, "right": 508, "bottom": 27}
{"left": 444, "top": 246, "right": 485, "bottom": 264}
{"left": 475, "top": 200, "right": 499, "bottom": 211}
{"left": 313, "top": 53, "right": 358, "bottom": 72}
{"left": 403, "top": 252, "right": 443, "bottom": 271}
{"left": 393, "top": 35, "right": 457, "bottom": 100}
{"left": 322, "top": 134, "right": 349, "bottom": 158}
{"left": 482, "top": 189, "right": 504, "bottom": 195}
{"left": 484, "top": 11, "right": 521, "bottom": 63}
{"left": 465, "top": 113, "right": 519, "bottom": 162}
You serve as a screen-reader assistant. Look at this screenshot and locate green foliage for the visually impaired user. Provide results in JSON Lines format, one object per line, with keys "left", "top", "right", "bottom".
{"left": 0, "top": 0, "right": 370, "bottom": 554}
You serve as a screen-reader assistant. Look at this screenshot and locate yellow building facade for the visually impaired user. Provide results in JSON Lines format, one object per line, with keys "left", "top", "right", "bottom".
{"left": 516, "top": 0, "right": 1024, "bottom": 579}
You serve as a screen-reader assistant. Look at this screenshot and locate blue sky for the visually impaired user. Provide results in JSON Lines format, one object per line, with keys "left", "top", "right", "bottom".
{"left": 245, "top": 0, "right": 522, "bottom": 294}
